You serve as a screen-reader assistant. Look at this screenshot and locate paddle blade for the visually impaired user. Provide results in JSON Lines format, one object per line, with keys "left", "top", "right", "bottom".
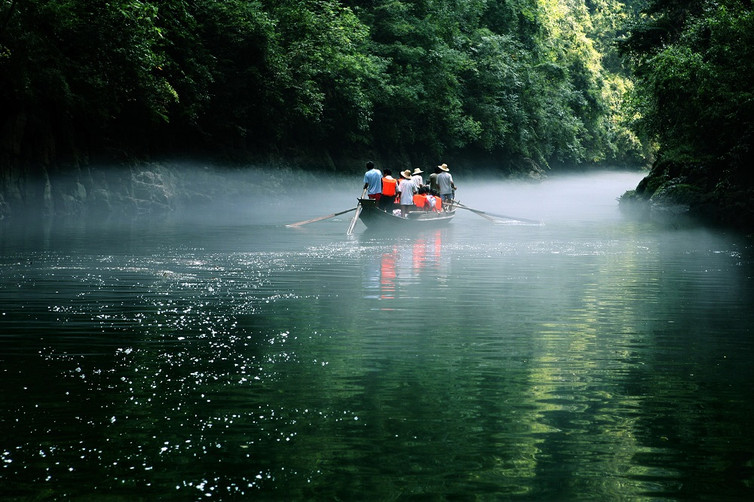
{"left": 346, "top": 205, "right": 362, "bottom": 235}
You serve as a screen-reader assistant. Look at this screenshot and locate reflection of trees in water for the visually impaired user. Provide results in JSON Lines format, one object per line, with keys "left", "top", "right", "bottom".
{"left": 4, "top": 219, "right": 754, "bottom": 499}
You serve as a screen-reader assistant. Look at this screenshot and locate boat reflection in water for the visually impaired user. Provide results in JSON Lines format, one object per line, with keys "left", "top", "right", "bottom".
{"left": 363, "top": 229, "right": 448, "bottom": 305}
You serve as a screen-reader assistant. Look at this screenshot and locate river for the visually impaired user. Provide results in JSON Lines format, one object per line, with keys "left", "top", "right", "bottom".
{"left": 1, "top": 170, "right": 753, "bottom": 500}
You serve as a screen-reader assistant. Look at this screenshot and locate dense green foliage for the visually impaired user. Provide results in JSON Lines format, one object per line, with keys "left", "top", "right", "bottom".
{"left": 617, "top": 0, "right": 754, "bottom": 228}
{"left": 620, "top": 0, "right": 754, "bottom": 172}
{"left": 1, "top": 0, "right": 644, "bottom": 170}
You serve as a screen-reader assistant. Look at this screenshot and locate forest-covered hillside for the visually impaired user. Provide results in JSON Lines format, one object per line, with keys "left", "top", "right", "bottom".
{"left": 0, "top": 0, "right": 645, "bottom": 171}
{"left": 619, "top": 0, "right": 754, "bottom": 229}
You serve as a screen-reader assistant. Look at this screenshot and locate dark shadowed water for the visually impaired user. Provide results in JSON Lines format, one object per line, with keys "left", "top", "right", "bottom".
{"left": 1, "top": 170, "right": 753, "bottom": 500}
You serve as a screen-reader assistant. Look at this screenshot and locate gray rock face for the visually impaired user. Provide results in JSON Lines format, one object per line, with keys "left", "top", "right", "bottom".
{"left": 0, "top": 162, "right": 282, "bottom": 221}
{"left": 1, "top": 164, "right": 183, "bottom": 219}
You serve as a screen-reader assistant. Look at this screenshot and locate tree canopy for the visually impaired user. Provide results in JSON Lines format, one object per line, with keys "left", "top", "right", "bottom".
{"left": 617, "top": 0, "right": 754, "bottom": 227}
{"left": 1, "top": 0, "right": 646, "bottom": 171}
{"left": 620, "top": 0, "right": 754, "bottom": 172}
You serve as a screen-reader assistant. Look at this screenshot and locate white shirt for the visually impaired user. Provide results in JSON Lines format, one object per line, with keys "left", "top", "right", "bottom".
{"left": 398, "top": 178, "right": 415, "bottom": 205}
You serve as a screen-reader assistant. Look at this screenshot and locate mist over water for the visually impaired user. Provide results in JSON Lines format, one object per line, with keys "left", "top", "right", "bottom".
{"left": 206, "top": 167, "right": 643, "bottom": 227}
{"left": 2, "top": 167, "right": 753, "bottom": 500}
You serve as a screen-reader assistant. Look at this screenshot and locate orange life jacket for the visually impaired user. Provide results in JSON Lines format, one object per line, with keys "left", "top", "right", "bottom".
{"left": 413, "top": 194, "right": 427, "bottom": 209}
{"left": 381, "top": 177, "right": 398, "bottom": 197}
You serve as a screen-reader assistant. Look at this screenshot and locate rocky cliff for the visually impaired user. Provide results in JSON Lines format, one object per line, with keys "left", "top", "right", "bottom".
{"left": 0, "top": 163, "right": 257, "bottom": 220}
{"left": 619, "top": 158, "right": 754, "bottom": 230}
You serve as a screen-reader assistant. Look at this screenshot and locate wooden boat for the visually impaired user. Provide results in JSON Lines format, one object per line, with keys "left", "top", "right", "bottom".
{"left": 356, "top": 198, "right": 455, "bottom": 229}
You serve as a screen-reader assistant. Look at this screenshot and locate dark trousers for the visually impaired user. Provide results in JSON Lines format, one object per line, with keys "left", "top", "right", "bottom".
{"left": 379, "top": 196, "right": 395, "bottom": 211}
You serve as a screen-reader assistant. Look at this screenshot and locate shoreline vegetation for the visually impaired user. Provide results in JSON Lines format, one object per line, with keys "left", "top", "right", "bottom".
{"left": 1, "top": 1, "right": 752, "bottom": 230}
{"left": 616, "top": 0, "right": 754, "bottom": 232}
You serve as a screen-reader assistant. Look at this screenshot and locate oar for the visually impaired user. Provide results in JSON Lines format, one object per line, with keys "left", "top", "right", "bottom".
{"left": 286, "top": 207, "right": 357, "bottom": 228}
{"left": 455, "top": 202, "right": 542, "bottom": 225}
{"left": 347, "top": 189, "right": 367, "bottom": 235}
{"left": 460, "top": 205, "right": 497, "bottom": 222}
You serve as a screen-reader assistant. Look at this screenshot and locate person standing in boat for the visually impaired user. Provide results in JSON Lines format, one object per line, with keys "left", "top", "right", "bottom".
{"left": 396, "top": 170, "right": 416, "bottom": 217}
{"left": 363, "top": 161, "right": 382, "bottom": 200}
{"left": 437, "top": 163, "right": 456, "bottom": 203}
{"left": 411, "top": 168, "right": 424, "bottom": 189}
{"left": 428, "top": 166, "right": 440, "bottom": 193}
{"left": 380, "top": 169, "right": 398, "bottom": 211}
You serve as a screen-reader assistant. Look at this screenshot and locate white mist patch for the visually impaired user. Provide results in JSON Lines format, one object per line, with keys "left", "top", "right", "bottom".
{"left": 83, "top": 162, "right": 644, "bottom": 231}
{"left": 171, "top": 164, "right": 646, "bottom": 229}
{"left": 161, "top": 163, "right": 359, "bottom": 227}
{"left": 455, "top": 170, "right": 646, "bottom": 225}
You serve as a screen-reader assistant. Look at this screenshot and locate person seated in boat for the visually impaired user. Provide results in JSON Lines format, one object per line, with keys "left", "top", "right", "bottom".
{"left": 362, "top": 161, "right": 382, "bottom": 200}
{"left": 414, "top": 186, "right": 440, "bottom": 211}
{"left": 426, "top": 189, "right": 441, "bottom": 212}
{"left": 419, "top": 189, "right": 441, "bottom": 212}
{"left": 379, "top": 169, "right": 398, "bottom": 211}
{"left": 396, "top": 170, "right": 417, "bottom": 218}
{"left": 413, "top": 186, "right": 429, "bottom": 210}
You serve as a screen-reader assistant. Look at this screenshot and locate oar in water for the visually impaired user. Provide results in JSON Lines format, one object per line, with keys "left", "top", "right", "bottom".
{"left": 286, "top": 207, "right": 357, "bottom": 228}
{"left": 347, "top": 189, "right": 367, "bottom": 235}
{"left": 459, "top": 204, "right": 497, "bottom": 222}
{"left": 455, "top": 202, "right": 542, "bottom": 225}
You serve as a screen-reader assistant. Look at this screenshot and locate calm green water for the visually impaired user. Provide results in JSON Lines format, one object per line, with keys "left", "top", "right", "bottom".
{"left": 1, "top": 171, "right": 753, "bottom": 500}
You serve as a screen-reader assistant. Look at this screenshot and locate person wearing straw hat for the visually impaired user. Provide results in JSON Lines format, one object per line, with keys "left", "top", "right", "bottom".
{"left": 411, "top": 167, "right": 424, "bottom": 188}
{"left": 437, "top": 163, "right": 456, "bottom": 203}
{"left": 396, "top": 169, "right": 416, "bottom": 217}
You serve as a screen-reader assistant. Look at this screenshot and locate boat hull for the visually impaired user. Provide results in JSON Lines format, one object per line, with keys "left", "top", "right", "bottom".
{"left": 356, "top": 198, "right": 455, "bottom": 229}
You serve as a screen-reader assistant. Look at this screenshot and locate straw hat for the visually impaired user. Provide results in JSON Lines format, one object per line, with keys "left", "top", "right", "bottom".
{"left": 412, "top": 168, "right": 423, "bottom": 175}
{"left": 438, "top": 163, "right": 450, "bottom": 172}
{"left": 401, "top": 170, "right": 412, "bottom": 179}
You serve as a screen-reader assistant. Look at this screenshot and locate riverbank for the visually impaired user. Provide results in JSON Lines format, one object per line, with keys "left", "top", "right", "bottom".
{"left": 619, "top": 158, "right": 754, "bottom": 231}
